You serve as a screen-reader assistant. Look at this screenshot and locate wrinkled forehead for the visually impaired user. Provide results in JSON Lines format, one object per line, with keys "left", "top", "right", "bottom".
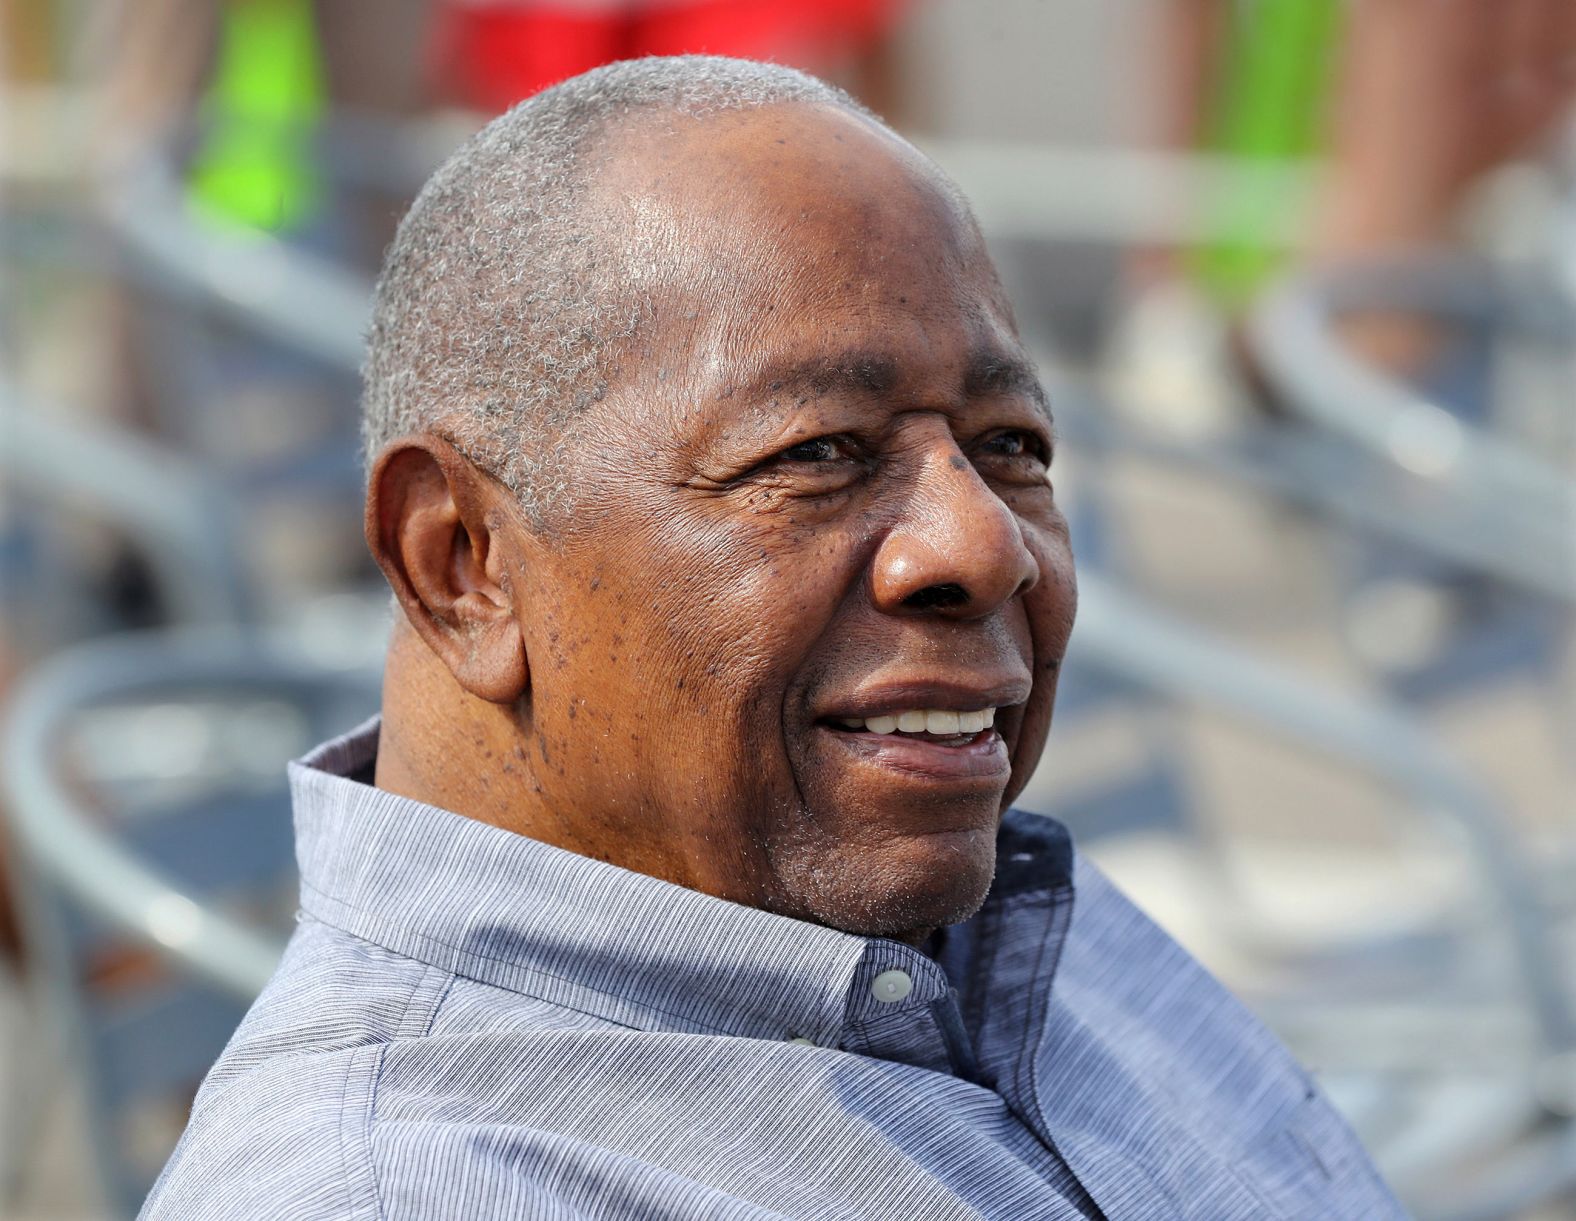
{"left": 590, "top": 103, "right": 1018, "bottom": 400}
{"left": 598, "top": 103, "right": 1005, "bottom": 318}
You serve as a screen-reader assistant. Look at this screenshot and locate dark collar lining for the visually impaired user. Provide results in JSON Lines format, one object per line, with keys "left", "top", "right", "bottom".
{"left": 993, "top": 808, "right": 1076, "bottom": 898}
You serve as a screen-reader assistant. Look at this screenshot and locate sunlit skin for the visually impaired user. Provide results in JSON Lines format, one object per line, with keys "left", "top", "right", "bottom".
{"left": 367, "top": 102, "right": 1078, "bottom": 946}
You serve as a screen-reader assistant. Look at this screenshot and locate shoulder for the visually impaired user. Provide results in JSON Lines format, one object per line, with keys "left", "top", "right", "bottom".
{"left": 1055, "top": 843, "right": 1405, "bottom": 1216}
{"left": 1057, "top": 845, "right": 1304, "bottom": 1090}
{"left": 197, "top": 917, "right": 446, "bottom": 1098}
{"left": 141, "top": 918, "right": 443, "bottom": 1220}
{"left": 141, "top": 1040, "right": 383, "bottom": 1220}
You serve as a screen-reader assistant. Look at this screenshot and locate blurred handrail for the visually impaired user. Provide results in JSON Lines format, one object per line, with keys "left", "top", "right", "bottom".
{"left": 1074, "top": 573, "right": 1575, "bottom": 1059}
{"left": 1248, "top": 259, "right": 1576, "bottom": 567}
{"left": 101, "top": 150, "right": 371, "bottom": 372}
{"left": 1044, "top": 375, "right": 1576, "bottom": 602}
{"left": 0, "top": 631, "right": 341, "bottom": 1001}
{"left": 2, "top": 384, "right": 251, "bottom": 624}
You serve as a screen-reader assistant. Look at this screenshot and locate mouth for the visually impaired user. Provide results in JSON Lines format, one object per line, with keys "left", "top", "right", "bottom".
{"left": 829, "top": 705, "right": 996, "bottom": 745}
{"left": 815, "top": 702, "right": 1014, "bottom": 783}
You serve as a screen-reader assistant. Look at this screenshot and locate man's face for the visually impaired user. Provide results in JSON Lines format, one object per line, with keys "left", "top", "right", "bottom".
{"left": 508, "top": 105, "right": 1076, "bottom": 938}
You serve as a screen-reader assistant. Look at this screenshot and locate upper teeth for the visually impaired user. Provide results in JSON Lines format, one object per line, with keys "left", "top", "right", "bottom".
{"left": 838, "top": 708, "right": 996, "bottom": 735}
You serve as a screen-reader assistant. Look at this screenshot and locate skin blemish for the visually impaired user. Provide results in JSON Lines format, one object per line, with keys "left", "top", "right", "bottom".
{"left": 949, "top": 455, "right": 967, "bottom": 471}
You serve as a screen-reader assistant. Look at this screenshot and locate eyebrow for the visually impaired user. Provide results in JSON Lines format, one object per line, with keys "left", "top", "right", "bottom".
{"left": 963, "top": 351, "right": 1051, "bottom": 415}
{"left": 747, "top": 345, "right": 1052, "bottom": 422}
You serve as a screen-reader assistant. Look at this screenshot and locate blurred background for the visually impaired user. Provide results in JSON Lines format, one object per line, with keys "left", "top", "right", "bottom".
{"left": 1, "top": 1, "right": 1573, "bottom": 1217}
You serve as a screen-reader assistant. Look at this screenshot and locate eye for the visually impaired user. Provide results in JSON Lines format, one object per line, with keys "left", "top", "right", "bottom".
{"left": 977, "top": 429, "right": 1051, "bottom": 465}
{"left": 738, "top": 432, "right": 869, "bottom": 500}
{"left": 779, "top": 436, "right": 846, "bottom": 463}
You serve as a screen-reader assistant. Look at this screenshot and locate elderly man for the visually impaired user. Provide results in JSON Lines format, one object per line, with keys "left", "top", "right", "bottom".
{"left": 146, "top": 57, "right": 1403, "bottom": 1219}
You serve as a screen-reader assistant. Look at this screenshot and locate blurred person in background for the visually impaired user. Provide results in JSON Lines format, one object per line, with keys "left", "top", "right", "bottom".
{"left": 142, "top": 56, "right": 1405, "bottom": 1220}
{"left": 428, "top": 0, "right": 909, "bottom": 118}
{"left": 1112, "top": 0, "right": 1576, "bottom": 429}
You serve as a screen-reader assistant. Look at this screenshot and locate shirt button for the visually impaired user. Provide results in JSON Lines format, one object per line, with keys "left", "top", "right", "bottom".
{"left": 787, "top": 1036, "right": 817, "bottom": 1046}
{"left": 870, "top": 969, "right": 913, "bottom": 1003}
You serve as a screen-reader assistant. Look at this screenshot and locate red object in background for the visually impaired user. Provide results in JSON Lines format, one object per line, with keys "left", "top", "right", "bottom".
{"left": 430, "top": 0, "right": 907, "bottom": 114}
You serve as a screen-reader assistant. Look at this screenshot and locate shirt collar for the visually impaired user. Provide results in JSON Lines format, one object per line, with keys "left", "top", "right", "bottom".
{"left": 291, "top": 716, "right": 1072, "bottom": 1050}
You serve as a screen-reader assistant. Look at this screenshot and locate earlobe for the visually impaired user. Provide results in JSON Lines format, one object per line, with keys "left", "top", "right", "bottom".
{"left": 365, "top": 435, "right": 530, "bottom": 704}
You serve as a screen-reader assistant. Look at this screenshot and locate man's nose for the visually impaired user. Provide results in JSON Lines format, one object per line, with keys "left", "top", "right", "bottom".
{"left": 870, "top": 447, "right": 1039, "bottom": 619}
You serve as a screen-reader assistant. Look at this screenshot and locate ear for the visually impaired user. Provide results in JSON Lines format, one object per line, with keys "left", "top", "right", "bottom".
{"left": 365, "top": 434, "right": 529, "bottom": 704}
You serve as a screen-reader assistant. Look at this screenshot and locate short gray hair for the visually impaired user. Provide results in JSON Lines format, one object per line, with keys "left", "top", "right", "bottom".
{"left": 361, "top": 55, "right": 874, "bottom": 525}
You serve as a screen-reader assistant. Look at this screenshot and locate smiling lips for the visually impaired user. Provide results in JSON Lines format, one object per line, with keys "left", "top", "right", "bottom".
{"left": 834, "top": 707, "right": 996, "bottom": 739}
{"left": 822, "top": 704, "right": 1010, "bottom": 787}
{"left": 821, "top": 703, "right": 1010, "bottom": 782}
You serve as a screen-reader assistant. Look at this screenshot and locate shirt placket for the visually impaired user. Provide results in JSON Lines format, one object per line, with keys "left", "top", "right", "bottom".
{"left": 835, "top": 942, "right": 974, "bottom": 1078}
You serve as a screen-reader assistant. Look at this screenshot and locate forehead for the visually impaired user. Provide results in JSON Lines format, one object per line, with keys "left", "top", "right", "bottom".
{"left": 595, "top": 103, "right": 1023, "bottom": 407}
{"left": 602, "top": 102, "right": 975, "bottom": 237}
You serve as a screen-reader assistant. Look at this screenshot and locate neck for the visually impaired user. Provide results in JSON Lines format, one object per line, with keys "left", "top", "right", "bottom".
{"left": 374, "top": 619, "right": 543, "bottom": 838}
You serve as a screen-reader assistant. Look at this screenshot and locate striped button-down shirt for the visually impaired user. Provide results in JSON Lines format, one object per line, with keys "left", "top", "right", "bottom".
{"left": 144, "top": 718, "right": 1405, "bottom": 1219}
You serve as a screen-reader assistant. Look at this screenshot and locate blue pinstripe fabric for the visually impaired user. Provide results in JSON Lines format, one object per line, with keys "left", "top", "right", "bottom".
{"left": 143, "top": 718, "right": 1407, "bottom": 1219}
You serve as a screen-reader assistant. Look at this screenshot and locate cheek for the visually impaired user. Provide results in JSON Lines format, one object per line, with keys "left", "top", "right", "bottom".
{"left": 656, "top": 524, "right": 804, "bottom": 684}
{"left": 581, "top": 507, "right": 857, "bottom": 770}
{"left": 1008, "top": 532, "right": 1077, "bottom": 791}
{"left": 1030, "top": 534, "right": 1078, "bottom": 657}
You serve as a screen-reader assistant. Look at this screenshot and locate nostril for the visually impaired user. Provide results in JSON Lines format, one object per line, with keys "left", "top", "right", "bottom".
{"left": 903, "top": 582, "right": 969, "bottom": 611}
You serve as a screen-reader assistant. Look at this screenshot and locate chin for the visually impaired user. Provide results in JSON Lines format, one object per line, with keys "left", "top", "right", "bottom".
{"left": 778, "top": 827, "right": 999, "bottom": 938}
